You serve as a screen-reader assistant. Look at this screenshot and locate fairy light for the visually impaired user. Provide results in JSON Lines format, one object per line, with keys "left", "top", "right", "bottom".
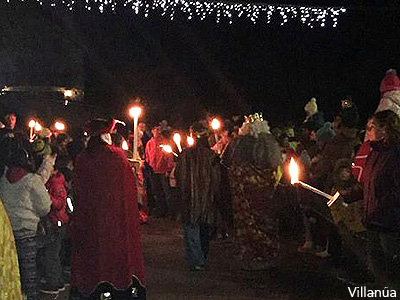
{"left": 10, "top": 0, "right": 347, "bottom": 27}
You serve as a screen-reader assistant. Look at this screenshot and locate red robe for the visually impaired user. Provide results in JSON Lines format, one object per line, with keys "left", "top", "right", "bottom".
{"left": 71, "top": 144, "right": 145, "bottom": 296}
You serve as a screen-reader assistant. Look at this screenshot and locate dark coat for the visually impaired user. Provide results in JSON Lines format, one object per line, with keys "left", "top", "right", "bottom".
{"left": 176, "top": 141, "right": 221, "bottom": 224}
{"left": 362, "top": 141, "right": 400, "bottom": 231}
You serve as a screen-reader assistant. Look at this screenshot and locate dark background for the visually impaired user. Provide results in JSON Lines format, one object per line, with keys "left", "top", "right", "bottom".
{"left": 0, "top": 0, "right": 399, "bottom": 129}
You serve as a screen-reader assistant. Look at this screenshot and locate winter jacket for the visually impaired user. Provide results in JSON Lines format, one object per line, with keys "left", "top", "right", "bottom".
{"left": 0, "top": 168, "right": 51, "bottom": 238}
{"left": 362, "top": 141, "right": 400, "bottom": 232}
{"left": 46, "top": 171, "right": 69, "bottom": 225}
{"left": 352, "top": 141, "right": 372, "bottom": 183}
{"left": 176, "top": 142, "right": 221, "bottom": 224}
{"left": 145, "top": 137, "right": 174, "bottom": 174}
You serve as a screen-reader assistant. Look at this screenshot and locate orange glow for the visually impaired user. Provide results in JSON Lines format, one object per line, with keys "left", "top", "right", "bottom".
{"left": 34, "top": 122, "right": 42, "bottom": 132}
{"left": 289, "top": 157, "right": 299, "bottom": 185}
{"left": 211, "top": 118, "right": 221, "bottom": 130}
{"left": 129, "top": 106, "right": 142, "bottom": 119}
{"left": 28, "top": 120, "right": 36, "bottom": 128}
{"left": 122, "top": 140, "right": 129, "bottom": 150}
{"left": 187, "top": 136, "right": 195, "bottom": 147}
{"left": 54, "top": 121, "right": 66, "bottom": 131}
{"left": 173, "top": 133, "right": 182, "bottom": 152}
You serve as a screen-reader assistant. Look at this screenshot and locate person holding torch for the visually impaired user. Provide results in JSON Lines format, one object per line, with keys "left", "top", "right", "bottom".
{"left": 340, "top": 110, "right": 400, "bottom": 287}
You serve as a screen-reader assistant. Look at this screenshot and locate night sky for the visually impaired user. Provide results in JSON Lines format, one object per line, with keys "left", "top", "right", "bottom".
{"left": 1, "top": 0, "right": 400, "bottom": 129}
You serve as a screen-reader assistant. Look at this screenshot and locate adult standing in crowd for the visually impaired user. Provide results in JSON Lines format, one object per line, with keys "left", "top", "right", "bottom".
{"left": 176, "top": 122, "right": 221, "bottom": 271}
{"left": 343, "top": 110, "right": 400, "bottom": 288}
{"left": 70, "top": 119, "right": 145, "bottom": 299}
{"left": 227, "top": 114, "right": 282, "bottom": 270}
{"left": 145, "top": 125, "right": 174, "bottom": 218}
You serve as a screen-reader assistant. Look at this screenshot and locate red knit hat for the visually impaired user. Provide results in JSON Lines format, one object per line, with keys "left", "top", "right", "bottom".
{"left": 380, "top": 69, "right": 400, "bottom": 94}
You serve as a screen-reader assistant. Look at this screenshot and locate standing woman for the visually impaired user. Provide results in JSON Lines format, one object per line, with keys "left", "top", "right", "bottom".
{"left": 345, "top": 110, "right": 400, "bottom": 286}
{"left": 70, "top": 119, "right": 145, "bottom": 299}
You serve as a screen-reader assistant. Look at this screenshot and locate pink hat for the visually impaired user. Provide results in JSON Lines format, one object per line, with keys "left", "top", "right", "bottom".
{"left": 380, "top": 69, "right": 400, "bottom": 94}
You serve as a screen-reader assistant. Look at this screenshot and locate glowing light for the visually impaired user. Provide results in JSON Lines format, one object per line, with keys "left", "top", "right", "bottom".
{"left": 35, "top": 123, "right": 42, "bottom": 132}
{"left": 64, "top": 89, "right": 73, "bottom": 97}
{"left": 173, "top": 133, "right": 182, "bottom": 152}
{"left": 67, "top": 196, "right": 74, "bottom": 212}
{"left": 211, "top": 118, "right": 221, "bottom": 130}
{"left": 54, "top": 121, "right": 66, "bottom": 131}
{"left": 289, "top": 157, "right": 299, "bottom": 185}
{"left": 160, "top": 144, "right": 178, "bottom": 157}
{"left": 57, "top": 221, "right": 62, "bottom": 227}
{"left": 187, "top": 135, "right": 195, "bottom": 147}
{"left": 122, "top": 140, "right": 129, "bottom": 150}
{"left": 28, "top": 120, "right": 36, "bottom": 128}
{"left": 12, "top": 0, "right": 346, "bottom": 27}
{"left": 129, "top": 106, "right": 142, "bottom": 119}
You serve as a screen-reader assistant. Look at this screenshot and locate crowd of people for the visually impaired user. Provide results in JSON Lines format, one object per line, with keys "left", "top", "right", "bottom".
{"left": 1, "top": 69, "right": 400, "bottom": 299}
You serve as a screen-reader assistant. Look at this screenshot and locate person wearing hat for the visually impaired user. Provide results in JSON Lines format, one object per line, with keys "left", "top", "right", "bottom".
{"left": 376, "top": 69, "right": 400, "bottom": 117}
{"left": 69, "top": 119, "right": 145, "bottom": 299}
{"left": 303, "top": 97, "right": 325, "bottom": 131}
{"left": 175, "top": 122, "right": 221, "bottom": 271}
{"left": 227, "top": 114, "right": 281, "bottom": 270}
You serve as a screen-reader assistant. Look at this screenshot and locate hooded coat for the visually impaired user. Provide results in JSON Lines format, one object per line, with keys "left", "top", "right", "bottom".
{"left": 176, "top": 139, "right": 221, "bottom": 225}
{"left": 71, "top": 141, "right": 145, "bottom": 296}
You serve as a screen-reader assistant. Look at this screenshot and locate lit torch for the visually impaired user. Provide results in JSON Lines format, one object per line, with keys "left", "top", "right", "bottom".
{"left": 173, "top": 133, "right": 182, "bottom": 152}
{"left": 54, "top": 121, "right": 66, "bottom": 131}
{"left": 187, "top": 135, "right": 195, "bottom": 147}
{"left": 28, "top": 119, "right": 36, "bottom": 141}
{"left": 35, "top": 122, "right": 42, "bottom": 132}
{"left": 122, "top": 140, "right": 129, "bottom": 151}
{"left": 289, "top": 157, "right": 340, "bottom": 206}
{"left": 211, "top": 118, "right": 221, "bottom": 142}
{"left": 128, "top": 106, "right": 142, "bottom": 160}
{"left": 160, "top": 145, "right": 179, "bottom": 157}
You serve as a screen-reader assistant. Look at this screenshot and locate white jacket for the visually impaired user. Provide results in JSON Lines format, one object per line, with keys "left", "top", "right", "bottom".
{"left": 0, "top": 173, "right": 51, "bottom": 238}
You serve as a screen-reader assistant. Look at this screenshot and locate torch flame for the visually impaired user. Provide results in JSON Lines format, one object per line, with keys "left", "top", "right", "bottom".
{"left": 129, "top": 106, "right": 142, "bottom": 119}
{"left": 161, "top": 144, "right": 173, "bottom": 153}
{"left": 122, "top": 140, "right": 129, "bottom": 150}
{"left": 35, "top": 122, "right": 42, "bottom": 132}
{"left": 28, "top": 120, "right": 36, "bottom": 128}
{"left": 173, "top": 133, "right": 182, "bottom": 152}
{"left": 187, "top": 136, "right": 195, "bottom": 147}
{"left": 289, "top": 157, "right": 299, "bottom": 185}
{"left": 54, "top": 121, "right": 65, "bottom": 131}
{"left": 211, "top": 118, "right": 221, "bottom": 130}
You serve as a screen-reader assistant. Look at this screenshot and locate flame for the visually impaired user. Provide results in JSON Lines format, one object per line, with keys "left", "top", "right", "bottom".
{"left": 28, "top": 119, "right": 36, "bottom": 128}
{"left": 187, "top": 136, "right": 195, "bottom": 146}
{"left": 289, "top": 157, "right": 299, "bottom": 185}
{"left": 161, "top": 144, "right": 173, "bottom": 153}
{"left": 54, "top": 121, "right": 65, "bottom": 131}
{"left": 173, "top": 133, "right": 182, "bottom": 152}
{"left": 34, "top": 122, "right": 42, "bottom": 132}
{"left": 122, "top": 140, "right": 129, "bottom": 150}
{"left": 129, "top": 106, "right": 142, "bottom": 119}
{"left": 211, "top": 118, "right": 221, "bottom": 130}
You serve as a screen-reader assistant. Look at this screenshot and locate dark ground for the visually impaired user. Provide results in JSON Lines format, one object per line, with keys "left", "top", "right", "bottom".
{"left": 39, "top": 217, "right": 360, "bottom": 300}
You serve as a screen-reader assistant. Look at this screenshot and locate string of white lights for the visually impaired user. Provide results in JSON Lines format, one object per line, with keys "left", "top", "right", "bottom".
{"left": 6, "top": 0, "right": 347, "bottom": 27}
